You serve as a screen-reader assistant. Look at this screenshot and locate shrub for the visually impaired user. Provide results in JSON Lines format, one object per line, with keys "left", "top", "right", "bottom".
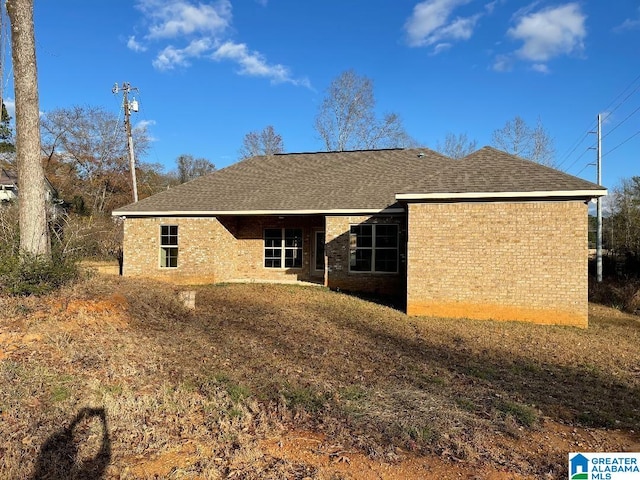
{"left": 0, "top": 250, "right": 79, "bottom": 296}
{"left": 495, "top": 400, "right": 538, "bottom": 427}
{"left": 0, "top": 204, "right": 80, "bottom": 295}
{"left": 588, "top": 276, "right": 640, "bottom": 314}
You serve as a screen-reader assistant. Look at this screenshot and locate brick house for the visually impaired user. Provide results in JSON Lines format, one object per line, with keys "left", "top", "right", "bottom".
{"left": 112, "top": 147, "right": 606, "bottom": 327}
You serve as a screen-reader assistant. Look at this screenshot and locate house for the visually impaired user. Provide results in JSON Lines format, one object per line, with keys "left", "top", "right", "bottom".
{"left": 112, "top": 147, "right": 606, "bottom": 327}
{"left": 0, "top": 167, "right": 60, "bottom": 205}
{"left": 0, "top": 168, "right": 18, "bottom": 201}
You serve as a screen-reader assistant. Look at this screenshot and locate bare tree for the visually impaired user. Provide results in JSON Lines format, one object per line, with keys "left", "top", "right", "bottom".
{"left": 314, "top": 70, "right": 414, "bottom": 151}
{"left": 530, "top": 117, "right": 555, "bottom": 167}
{"left": 7, "top": 0, "right": 50, "bottom": 257}
{"left": 40, "top": 106, "right": 151, "bottom": 214}
{"left": 606, "top": 177, "right": 640, "bottom": 258}
{"left": 174, "top": 154, "right": 215, "bottom": 183}
{"left": 491, "top": 116, "right": 556, "bottom": 166}
{"left": 436, "top": 132, "right": 478, "bottom": 159}
{"left": 239, "top": 125, "right": 284, "bottom": 159}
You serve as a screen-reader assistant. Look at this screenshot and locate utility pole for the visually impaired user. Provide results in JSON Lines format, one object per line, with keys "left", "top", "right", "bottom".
{"left": 596, "top": 113, "right": 603, "bottom": 283}
{"left": 112, "top": 82, "right": 139, "bottom": 202}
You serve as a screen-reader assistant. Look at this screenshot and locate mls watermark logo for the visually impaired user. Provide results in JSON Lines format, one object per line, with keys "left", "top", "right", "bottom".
{"left": 569, "top": 453, "right": 640, "bottom": 479}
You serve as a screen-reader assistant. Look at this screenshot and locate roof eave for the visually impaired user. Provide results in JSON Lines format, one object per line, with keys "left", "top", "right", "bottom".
{"left": 396, "top": 189, "right": 608, "bottom": 201}
{"left": 111, "top": 207, "right": 406, "bottom": 217}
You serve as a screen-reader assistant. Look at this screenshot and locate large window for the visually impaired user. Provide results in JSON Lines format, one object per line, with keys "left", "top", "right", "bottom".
{"left": 160, "top": 225, "right": 178, "bottom": 268}
{"left": 264, "top": 228, "right": 303, "bottom": 269}
{"left": 349, "top": 224, "right": 398, "bottom": 273}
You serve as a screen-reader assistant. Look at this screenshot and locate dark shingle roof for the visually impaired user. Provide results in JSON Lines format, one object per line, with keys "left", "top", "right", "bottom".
{"left": 0, "top": 168, "right": 17, "bottom": 186}
{"left": 399, "top": 147, "right": 604, "bottom": 195}
{"left": 113, "top": 147, "right": 605, "bottom": 215}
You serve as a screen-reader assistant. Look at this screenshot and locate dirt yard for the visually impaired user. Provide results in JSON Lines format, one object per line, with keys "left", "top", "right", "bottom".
{"left": 1, "top": 276, "right": 639, "bottom": 479}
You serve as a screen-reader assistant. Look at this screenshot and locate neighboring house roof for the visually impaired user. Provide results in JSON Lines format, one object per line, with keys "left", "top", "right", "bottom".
{"left": 112, "top": 147, "right": 607, "bottom": 216}
{"left": 0, "top": 168, "right": 18, "bottom": 201}
{"left": 0, "top": 168, "right": 17, "bottom": 188}
{"left": 0, "top": 168, "right": 59, "bottom": 199}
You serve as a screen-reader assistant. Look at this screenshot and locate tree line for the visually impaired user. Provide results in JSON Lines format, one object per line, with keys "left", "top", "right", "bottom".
{"left": 0, "top": 18, "right": 623, "bottom": 268}
{"left": 243, "top": 69, "right": 557, "bottom": 166}
{"left": 0, "top": 68, "right": 560, "bottom": 224}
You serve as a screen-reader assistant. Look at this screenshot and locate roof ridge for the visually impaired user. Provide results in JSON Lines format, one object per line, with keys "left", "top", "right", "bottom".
{"left": 273, "top": 147, "right": 415, "bottom": 156}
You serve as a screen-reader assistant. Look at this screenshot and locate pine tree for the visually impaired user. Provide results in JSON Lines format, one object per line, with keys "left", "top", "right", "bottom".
{"left": 0, "top": 102, "right": 16, "bottom": 154}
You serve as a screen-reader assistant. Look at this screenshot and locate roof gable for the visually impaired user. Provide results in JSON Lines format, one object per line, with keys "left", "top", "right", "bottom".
{"left": 398, "top": 146, "right": 604, "bottom": 198}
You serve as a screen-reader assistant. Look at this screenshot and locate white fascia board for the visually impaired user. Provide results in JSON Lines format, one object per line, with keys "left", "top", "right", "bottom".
{"left": 111, "top": 207, "right": 406, "bottom": 217}
{"left": 395, "top": 189, "right": 608, "bottom": 201}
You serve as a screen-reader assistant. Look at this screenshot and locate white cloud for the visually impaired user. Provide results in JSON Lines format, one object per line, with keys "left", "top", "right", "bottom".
{"left": 614, "top": 7, "right": 640, "bottom": 32}
{"left": 437, "top": 14, "right": 480, "bottom": 41}
{"left": 492, "top": 54, "right": 513, "bottom": 72}
{"left": 508, "top": 3, "right": 586, "bottom": 62}
{"left": 212, "top": 41, "right": 310, "bottom": 87}
{"left": 485, "top": 1, "right": 497, "bottom": 14}
{"left": 130, "top": 0, "right": 307, "bottom": 87}
{"left": 139, "top": 0, "right": 232, "bottom": 39}
{"left": 136, "top": 119, "right": 156, "bottom": 127}
{"left": 531, "top": 63, "right": 550, "bottom": 74}
{"left": 133, "top": 120, "right": 158, "bottom": 142}
{"left": 152, "top": 38, "right": 213, "bottom": 70}
{"left": 432, "top": 43, "right": 452, "bottom": 55}
{"left": 404, "top": 0, "right": 481, "bottom": 50}
{"left": 127, "top": 36, "right": 147, "bottom": 52}
{"left": 134, "top": 119, "right": 156, "bottom": 131}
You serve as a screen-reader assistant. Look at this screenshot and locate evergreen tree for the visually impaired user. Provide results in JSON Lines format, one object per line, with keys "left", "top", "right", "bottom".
{"left": 0, "top": 102, "right": 16, "bottom": 153}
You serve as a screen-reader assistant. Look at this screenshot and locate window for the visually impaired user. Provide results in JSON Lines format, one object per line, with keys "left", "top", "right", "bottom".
{"left": 264, "top": 228, "right": 302, "bottom": 268}
{"left": 160, "top": 225, "right": 178, "bottom": 268}
{"left": 349, "top": 224, "right": 398, "bottom": 273}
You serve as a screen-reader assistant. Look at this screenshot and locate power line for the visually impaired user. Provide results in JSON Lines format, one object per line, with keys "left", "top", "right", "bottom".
{"left": 563, "top": 143, "right": 595, "bottom": 174}
{"left": 559, "top": 72, "right": 640, "bottom": 171}
{"left": 602, "top": 104, "right": 640, "bottom": 140}
{"left": 603, "top": 129, "right": 640, "bottom": 157}
{"left": 558, "top": 131, "right": 593, "bottom": 170}
{"left": 575, "top": 162, "right": 592, "bottom": 177}
{"left": 601, "top": 76, "right": 640, "bottom": 121}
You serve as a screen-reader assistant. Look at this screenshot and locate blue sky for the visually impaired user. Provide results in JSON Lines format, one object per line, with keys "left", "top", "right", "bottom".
{"left": 3, "top": 1, "right": 640, "bottom": 191}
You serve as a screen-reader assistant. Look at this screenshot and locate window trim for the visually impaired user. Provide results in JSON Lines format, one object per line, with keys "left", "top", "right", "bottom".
{"left": 348, "top": 223, "right": 399, "bottom": 274}
{"left": 159, "top": 224, "right": 179, "bottom": 269}
{"left": 263, "top": 227, "right": 303, "bottom": 270}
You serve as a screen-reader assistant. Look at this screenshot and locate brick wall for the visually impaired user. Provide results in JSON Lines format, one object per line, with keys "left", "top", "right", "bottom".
{"left": 122, "top": 215, "right": 324, "bottom": 285}
{"left": 122, "top": 217, "right": 219, "bottom": 284}
{"left": 216, "top": 215, "right": 324, "bottom": 283}
{"left": 406, "top": 200, "right": 589, "bottom": 327}
{"left": 325, "top": 215, "right": 405, "bottom": 296}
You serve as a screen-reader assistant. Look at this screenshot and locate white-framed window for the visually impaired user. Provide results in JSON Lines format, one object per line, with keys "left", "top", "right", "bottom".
{"left": 264, "top": 228, "right": 303, "bottom": 269}
{"left": 160, "top": 225, "right": 178, "bottom": 268}
{"left": 349, "top": 224, "right": 398, "bottom": 273}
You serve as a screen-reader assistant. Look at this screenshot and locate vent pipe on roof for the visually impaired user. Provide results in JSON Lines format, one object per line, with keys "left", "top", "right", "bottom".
{"left": 417, "top": 152, "right": 425, "bottom": 158}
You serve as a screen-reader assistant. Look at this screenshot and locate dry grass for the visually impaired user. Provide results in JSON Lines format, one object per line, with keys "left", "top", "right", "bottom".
{"left": 1, "top": 276, "right": 640, "bottom": 478}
